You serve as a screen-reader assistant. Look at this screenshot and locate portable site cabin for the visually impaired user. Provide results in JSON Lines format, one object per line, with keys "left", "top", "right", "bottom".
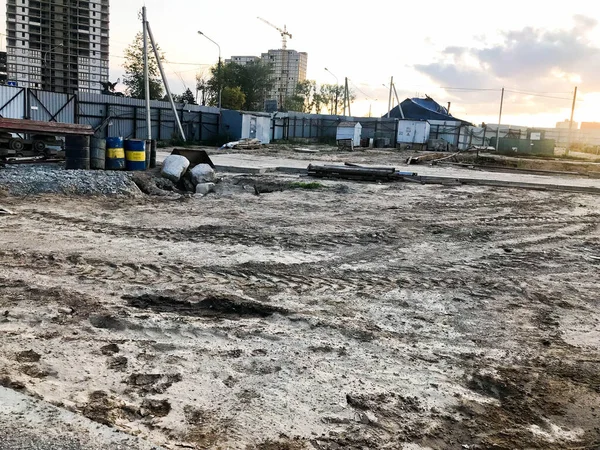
{"left": 396, "top": 119, "right": 431, "bottom": 148}
{"left": 220, "top": 110, "right": 271, "bottom": 144}
{"left": 336, "top": 121, "right": 362, "bottom": 147}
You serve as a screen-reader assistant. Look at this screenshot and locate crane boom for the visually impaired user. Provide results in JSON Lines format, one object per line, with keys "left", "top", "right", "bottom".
{"left": 257, "top": 17, "right": 294, "bottom": 110}
{"left": 257, "top": 16, "right": 292, "bottom": 49}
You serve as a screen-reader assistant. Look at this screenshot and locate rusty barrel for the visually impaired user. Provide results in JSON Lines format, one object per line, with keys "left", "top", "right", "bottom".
{"left": 90, "top": 136, "right": 106, "bottom": 170}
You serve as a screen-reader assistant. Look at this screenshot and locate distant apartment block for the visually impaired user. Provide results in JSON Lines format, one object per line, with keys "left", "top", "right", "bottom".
{"left": 225, "top": 49, "right": 308, "bottom": 110}
{"left": 5, "top": 0, "right": 110, "bottom": 94}
{"left": 0, "top": 51, "right": 7, "bottom": 85}
{"left": 261, "top": 49, "right": 307, "bottom": 107}
{"left": 224, "top": 56, "right": 260, "bottom": 66}
{"left": 581, "top": 122, "right": 600, "bottom": 130}
{"left": 556, "top": 119, "right": 579, "bottom": 129}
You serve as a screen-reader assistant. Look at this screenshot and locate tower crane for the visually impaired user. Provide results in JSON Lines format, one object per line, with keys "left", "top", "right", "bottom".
{"left": 257, "top": 17, "right": 293, "bottom": 109}
{"left": 257, "top": 17, "right": 292, "bottom": 49}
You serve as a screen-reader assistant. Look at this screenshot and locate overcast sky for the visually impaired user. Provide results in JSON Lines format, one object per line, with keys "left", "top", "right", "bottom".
{"left": 2, "top": 0, "right": 599, "bottom": 127}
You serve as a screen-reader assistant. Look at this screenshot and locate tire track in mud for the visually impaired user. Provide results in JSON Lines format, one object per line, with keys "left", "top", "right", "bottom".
{"left": 2, "top": 215, "right": 598, "bottom": 297}
{"left": 0, "top": 250, "right": 405, "bottom": 296}
{"left": 24, "top": 210, "right": 402, "bottom": 250}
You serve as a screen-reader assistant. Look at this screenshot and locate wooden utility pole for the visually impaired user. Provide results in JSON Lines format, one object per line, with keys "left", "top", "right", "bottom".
{"left": 567, "top": 86, "right": 578, "bottom": 156}
{"left": 345, "top": 77, "right": 351, "bottom": 117}
{"left": 142, "top": 7, "right": 151, "bottom": 140}
{"left": 495, "top": 87, "right": 505, "bottom": 150}
{"left": 392, "top": 83, "right": 405, "bottom": 119}
{"left": 386, "top": 76, "right": 394, "bottom": 118}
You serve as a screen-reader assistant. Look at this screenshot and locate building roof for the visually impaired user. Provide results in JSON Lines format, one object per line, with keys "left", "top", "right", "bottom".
{"left": 385, "top": 96, "right": 472, "bottom": 125}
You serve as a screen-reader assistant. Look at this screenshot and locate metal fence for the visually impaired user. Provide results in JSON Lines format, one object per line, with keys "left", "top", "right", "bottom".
{"left": 271, "top": 112, "right": 399, "bottom": 143}
{"left": 76, "top": 93, "right": 221, "bottom": 141}
{"left": 1, "top": 85, "right": 599, "bottom": 151}
{"left": 0, "top": 86, "right": 221, "bottom": 142}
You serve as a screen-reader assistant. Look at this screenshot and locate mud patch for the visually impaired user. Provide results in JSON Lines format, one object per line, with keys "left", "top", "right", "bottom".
{"left": 140, "top": 398, "right": 171, "bottom": 417}
{"left": 124, "top": 293, "right": 289, "bottom": 318}
{"left": 107, "top": 356, "right": 128, "bottom": 371}
{"left": 100, "top": 343, "right": 120, "bottom": 355}
{"left": 127, "top": 373, "right": 182, "bottom": 395}
{"left": 181, "top": 405, "right": 233, "bottom": 448}
{"left": 422, "top": 361, "right": 600, "bottom": 449}
{"left": 15, "top": 349, "right": 41, "bottom": 363}
{"left": 82, "top": 391, "right": 141, "bottom": 426}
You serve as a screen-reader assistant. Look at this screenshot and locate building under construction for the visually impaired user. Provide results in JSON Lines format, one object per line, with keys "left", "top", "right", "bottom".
{"left": 261, "top": 49, "right": 307, "bottom": 108}
{"left": 5, "top": 0, "right": 110, "bottom": 94}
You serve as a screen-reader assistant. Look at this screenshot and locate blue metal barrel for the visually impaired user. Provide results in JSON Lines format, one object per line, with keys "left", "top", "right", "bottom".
{"left": 105, "top": 137, "right": 125, "bottom": 170}
{"left": 124, "top": 139, "right": 146, "bottom": 171}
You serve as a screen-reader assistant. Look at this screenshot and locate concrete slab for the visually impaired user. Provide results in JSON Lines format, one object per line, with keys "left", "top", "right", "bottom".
{"left": 157, "top": 151, "right": 600, "bottom": 193}
{"left": 209, "top": 153, "right": 600, "bottom": 192}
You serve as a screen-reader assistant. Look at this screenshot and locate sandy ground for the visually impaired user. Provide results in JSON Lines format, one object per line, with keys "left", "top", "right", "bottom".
{"left": 1, "top": 165, "right": 600, "bottom": 449}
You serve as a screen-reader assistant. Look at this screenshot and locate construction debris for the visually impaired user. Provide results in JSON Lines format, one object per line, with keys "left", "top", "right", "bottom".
{"left": 220, "top": 138, "right": 263, "bottom": 150}
{"left": 161, "top": 155, "right": 190, "bottom": 182}
{"left": 0, "top": 164, "right": 141, "bottom": 196}
{"left": 170, "top": 149, "right": 214, "bottom": 169}
{"left": 195, "top": 182, "right": 215, "bottom": 195}
{"left": 190, "top": 164, "right": 216, "bottom": 186}
{"left": 308, "top": 164, "right": 416, "bottom": 182}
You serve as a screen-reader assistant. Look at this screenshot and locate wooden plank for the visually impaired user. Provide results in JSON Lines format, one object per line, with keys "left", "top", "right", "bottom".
{"left": 0, "top": 118, "right": 94, "bottom": 136}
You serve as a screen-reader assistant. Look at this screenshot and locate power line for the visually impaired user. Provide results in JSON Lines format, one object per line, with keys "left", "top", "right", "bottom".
{"left": 348, "top": 79, "right": 375, "bottom": 100}
{"left": 504, "top": 89, "right": 573, "bottom": 101}
{"left": 442, "top": 87, "right": 500, "bottom": 91}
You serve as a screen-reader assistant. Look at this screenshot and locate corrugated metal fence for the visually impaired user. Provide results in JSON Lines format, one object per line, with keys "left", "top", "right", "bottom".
{"left": 272, "top": 112, "right": 398, "bottom": 143}
{"left": 0, "top": 86, "right": 221, "bottom": 142}
{"left": 76, "top": 93, "right": 221, "bottom": 141}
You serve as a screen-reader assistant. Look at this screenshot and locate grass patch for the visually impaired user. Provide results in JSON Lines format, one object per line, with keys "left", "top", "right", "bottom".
{"left": 289, "top": 181, "right": 325, "bottom": 190}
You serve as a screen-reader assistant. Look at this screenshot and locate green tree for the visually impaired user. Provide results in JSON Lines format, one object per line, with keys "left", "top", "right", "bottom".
{"left": 287, "top": 80, "right": 319, "bottom": 113}
{"left": 123, "top": 32, "right": 164, "bottom": 100}
{"left": 196, "top": 71, "right": 210, "bottom": 106}
{"left": 207, "top": 61, "right": 274, "bottom": 111}
{"left": 179, "top": 88, "right": 197, "bottom": 105}
{"left": 318, "top": 84, "right": 355, "bottom": 115}
{"left": 221, "top": 86, "right": 246, "bottom": 110}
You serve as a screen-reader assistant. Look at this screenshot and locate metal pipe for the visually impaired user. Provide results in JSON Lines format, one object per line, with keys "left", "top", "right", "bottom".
{"left": 146, "top": 21, "right": 186, "bottom": 141}
{"left": 142, "top": 7, "right": 151, "bottom": 140}
{"left": 198, "top": 32, "right": 221, "bottom": 109}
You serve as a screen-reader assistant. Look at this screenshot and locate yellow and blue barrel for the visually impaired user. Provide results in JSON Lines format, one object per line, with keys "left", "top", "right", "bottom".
{"left": 106, "top": 137, "right": 125, "bottom": 170}
{"left": 124, "top": 139, "right": 146, "bottom": 171}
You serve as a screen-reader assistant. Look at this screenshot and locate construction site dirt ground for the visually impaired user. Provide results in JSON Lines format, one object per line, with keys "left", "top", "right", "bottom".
{"left": 1, "top": 153, "right": 600, "bottom": 449}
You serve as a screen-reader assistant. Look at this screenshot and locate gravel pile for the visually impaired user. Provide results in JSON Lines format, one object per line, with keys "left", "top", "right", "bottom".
{"left": 0, "top": 164, "right": 142, "bottom": 197}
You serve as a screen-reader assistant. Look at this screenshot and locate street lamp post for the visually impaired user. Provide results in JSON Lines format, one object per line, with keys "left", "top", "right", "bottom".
{"left": 198, "top": 31, "right": 221, "bottom": 109}
{"left": 324, "top": 67, "right": 339, "bottom": 115}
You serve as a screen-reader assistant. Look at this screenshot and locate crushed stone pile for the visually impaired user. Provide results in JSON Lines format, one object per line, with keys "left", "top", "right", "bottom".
{"left": 0, "top": 164, "right": 141, "bottom": 197}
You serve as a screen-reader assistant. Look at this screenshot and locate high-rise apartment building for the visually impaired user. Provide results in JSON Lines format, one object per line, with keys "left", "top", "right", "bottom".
{"left": 224, "top": 56, "right": 260, "bottom": 66}
{"left": 0, "top": 51, "right": 7, "bottom": 84}
{"left": 5, "top": 0, "right": 110, "bottom": 94}
{"left": 224, "top": 49, "right": 308, "bottom": 110}
{"left": 261, "top": 49, "right": 307, "bottom": 107}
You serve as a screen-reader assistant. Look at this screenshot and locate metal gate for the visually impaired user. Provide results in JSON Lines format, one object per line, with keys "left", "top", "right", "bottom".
{"left": 28, "top": 89, "right": 76, "bottom": 123}
{"left": 0, "top": 86, "right": 26, "bottom": 119}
